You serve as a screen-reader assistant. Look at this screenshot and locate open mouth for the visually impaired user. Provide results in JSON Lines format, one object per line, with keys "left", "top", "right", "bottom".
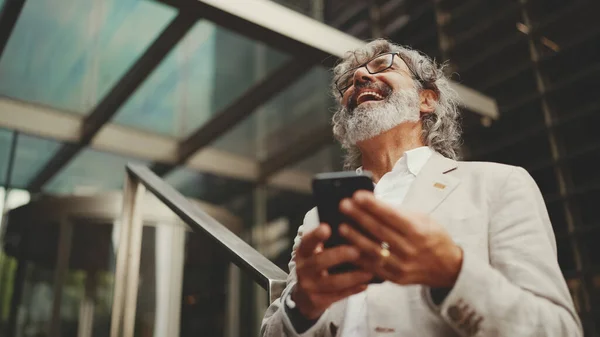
{"left": 356, "top": 91, "right": 385, "bottom": 106}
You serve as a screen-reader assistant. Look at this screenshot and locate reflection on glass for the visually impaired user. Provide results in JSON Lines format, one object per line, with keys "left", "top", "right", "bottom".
{"left": 292, "top": 144, "right": 342, "bottom": 174}
{"left": 164, "top": 167, "right": 254, "bottom": 205}
{"left": 62, "top": 222, "right": 116, "bottom": 337}
{"left": 0, "top": 128, "right": 13, "bottom": 186}
{"left": 0, "top": 254, "right": 17, "bottom": 332}
{"left": 133, "top": 202, "right": 244, "bottom": 337}
{"left": 44, "top": 148, "right": 147, "bottom": 195}
{"left": 12, "top": 134, "right": 62, "bottom": 188}
{"left": 20, "top": 262, "right": 56, "bottom": 336}
{"left": 212, "top": 66, "right": 333, "bottom": 160}
{"left": 1, "top": 220, "right": 60, "bottom": 337}
{"left": 114, "top": 20, "right": 289, "bottom": 138}
{"left": 0, "top": 0, "right": 176, "bottom": 113}
{"left": 135, "top": 224, "right": 235, "bottom": 337}
{"left": 1, "top": 197, "right": 119, "bottom": 337}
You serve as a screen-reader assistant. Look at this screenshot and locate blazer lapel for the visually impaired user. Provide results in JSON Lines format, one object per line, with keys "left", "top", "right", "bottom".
{"left": 401, "top": 152, "right": 460, "bottom": 214}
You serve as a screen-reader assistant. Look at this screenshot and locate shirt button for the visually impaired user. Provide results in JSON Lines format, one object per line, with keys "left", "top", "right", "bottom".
{"left": 447, "top": 304, "right": 462, "bottom": 322}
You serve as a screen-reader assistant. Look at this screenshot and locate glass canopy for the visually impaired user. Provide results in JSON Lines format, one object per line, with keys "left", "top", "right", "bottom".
{"left": 12, "top": 134, "right": 63, "bottom": 189}
{"left": 0, "top": 128, "right": 13, "bottom": 186}
{"left": 113, "top": 20, "right": 289, "bottom": 138}
{"left": 0, "top": 0, "right": 177, "bottom": 114}
{"left": 164, "top": 166, "right": 254, "bottom": 205}
{"left": 44, "top": 149, "right": 148, "bottom": 195}
{"left": 212, "top": 66, "right": 333, "bottom": 160}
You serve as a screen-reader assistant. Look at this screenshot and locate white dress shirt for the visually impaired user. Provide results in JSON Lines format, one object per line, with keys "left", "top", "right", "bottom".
{"left": 342, "top": 146, "right": 433, "bottom": 337}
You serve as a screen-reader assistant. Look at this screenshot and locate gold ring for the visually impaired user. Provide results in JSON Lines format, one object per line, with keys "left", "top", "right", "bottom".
{"left": 380, "top": 241, "right": 391, "bottom": 258}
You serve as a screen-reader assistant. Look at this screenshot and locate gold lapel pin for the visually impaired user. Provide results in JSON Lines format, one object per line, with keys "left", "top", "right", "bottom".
{"left": 433, "top": 182, "right": 446, "bottom": 190}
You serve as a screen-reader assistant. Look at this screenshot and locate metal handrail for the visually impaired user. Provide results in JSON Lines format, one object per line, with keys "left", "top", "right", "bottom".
{"left": 110, "top": 164, "right": 289, "bottom": 337}
{"left": 127, "top": 164, "right": 288, "bottom": 297}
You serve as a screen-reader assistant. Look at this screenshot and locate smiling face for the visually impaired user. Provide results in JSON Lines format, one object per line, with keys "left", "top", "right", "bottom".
{"left": 332, "top": 52, "right": 423, "bottom": 147}
{"left": 340, "top": 53, "right": 418, "bottom": 110}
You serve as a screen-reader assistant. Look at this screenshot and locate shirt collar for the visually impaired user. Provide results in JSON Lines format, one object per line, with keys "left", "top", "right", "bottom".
{"left": 355, "top": 146, "right": 433, "bottom": 177}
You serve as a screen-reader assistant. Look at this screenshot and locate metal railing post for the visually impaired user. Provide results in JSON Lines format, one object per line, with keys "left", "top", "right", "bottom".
{"left": 120, "top": 164, "right": 289, "bottom": 335}
{"left": 110, "top": 172, "right": 146, "bottom": 337}
{"left": 49, "top": 218, "right": 73, "bottom": 337}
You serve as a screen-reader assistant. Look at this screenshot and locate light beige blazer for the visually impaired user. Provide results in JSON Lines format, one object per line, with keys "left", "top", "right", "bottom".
{"left": 261, "top": 152, "right": 582, "bottom": 337}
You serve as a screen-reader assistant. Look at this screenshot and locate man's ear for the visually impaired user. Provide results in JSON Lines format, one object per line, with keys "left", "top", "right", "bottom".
{"left": 419, "top": 89, "right": 438, "bottom": 114}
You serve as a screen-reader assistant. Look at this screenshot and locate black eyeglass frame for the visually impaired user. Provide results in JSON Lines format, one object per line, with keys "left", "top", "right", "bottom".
{"left": 334, "top": 52, "right": 422, "bottom": 97}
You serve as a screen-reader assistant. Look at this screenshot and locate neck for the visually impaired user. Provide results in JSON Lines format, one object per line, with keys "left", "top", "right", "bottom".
{"left": 358, "top": 122, "right": 425, "bottom": 182}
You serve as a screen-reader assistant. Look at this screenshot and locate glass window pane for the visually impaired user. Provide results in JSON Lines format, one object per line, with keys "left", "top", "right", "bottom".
{"left": 292, "top": 144, "right": 342, "bottom": 174}
{"left": 11, "top": 134, "right": 62, "bottom": 189}
{"left": 44, "top": 148, "right": 148, "bottom": 194}
{"left": 0, "top": 0, "right": 177, "bottom": 113}
{"left": 0, "top": 129, "right": 14, "bottom": 186}
{"left": 164, "top": 167, "right": 254, "bottom": 205}
{"left": 135, "top": 223, "right": 241, "bottom": 336}
{"left": 113, "top": 20, "right": 290, "bottom": 138}
{"left": 212, "top": 66, "right": 333, "bottom": 160}
{"left": 61, "top": 220, "right": 116, "bottom": 337}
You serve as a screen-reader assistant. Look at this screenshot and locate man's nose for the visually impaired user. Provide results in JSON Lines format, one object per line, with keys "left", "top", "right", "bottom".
{"left": 353, "top": 66, "right": 375, "bottom": 85}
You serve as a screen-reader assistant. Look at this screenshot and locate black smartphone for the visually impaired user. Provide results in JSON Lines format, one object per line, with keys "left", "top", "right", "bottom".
{"left": 312, "top": 171, "right": 375, "bottom": 275}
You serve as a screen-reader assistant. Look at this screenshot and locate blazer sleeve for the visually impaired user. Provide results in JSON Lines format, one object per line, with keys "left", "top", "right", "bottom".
{"left": 424, "top": 166, "right": 583, "bottom": 336}
{"left": 261, "top": 208, "right": 333, "bottom": 337}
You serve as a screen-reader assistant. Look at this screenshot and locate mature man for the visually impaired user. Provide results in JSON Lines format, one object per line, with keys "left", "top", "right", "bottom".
{"left": 261, "top": 39, "right": 582, "bottom": 337}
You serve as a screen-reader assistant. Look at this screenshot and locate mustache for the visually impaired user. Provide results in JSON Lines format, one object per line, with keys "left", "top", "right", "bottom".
{"left": 347, "top": 82, "right": 393, "bottom": 112}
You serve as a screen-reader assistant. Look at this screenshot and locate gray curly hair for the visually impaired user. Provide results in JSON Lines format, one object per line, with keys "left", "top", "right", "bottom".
{"left": 331, "top": 39, "right": 462, "bottom": 170}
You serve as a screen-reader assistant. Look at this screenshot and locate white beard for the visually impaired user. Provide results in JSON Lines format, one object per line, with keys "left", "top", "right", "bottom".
{"left": 332, "top": 89, "right": 421, "bottom": 147}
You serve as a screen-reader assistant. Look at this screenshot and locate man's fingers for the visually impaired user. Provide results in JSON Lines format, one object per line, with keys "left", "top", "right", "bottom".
{"left": 339, "top": 199, "right": 406, "bottom": 248}
{"left": 308, "top": 245, "right": 360, "bottom": 271}
{"left": 340, "top": 224, "right": 405, "bottom": 270}
{"left": 352, "top": 191, "right": 414, "bottom": 236}
{"left": 297, "top": 224, "right": 331, "bottom": 258}
{"left": 354, "top": 255, "right": 402, "bottom": 282}
{"left": 339, "top": 224, "right": 384, "bottom": 258}
{"left": 313, "top": 270, "right": 373, "bottom": 293}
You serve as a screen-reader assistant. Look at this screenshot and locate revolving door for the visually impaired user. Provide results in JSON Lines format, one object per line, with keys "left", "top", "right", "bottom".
{"left": 0, "top": 192, "right": 242, "bottom": 337}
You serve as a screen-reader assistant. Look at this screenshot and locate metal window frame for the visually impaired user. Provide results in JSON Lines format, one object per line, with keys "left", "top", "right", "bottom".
{"left": 26, "top": 12, "right": 198, "bottom": 191}
{"left": 1, "top": 0, "right": 497, "bottom": 196}
{"left": 0, "top": 97, "right": 313, "bottom": 192}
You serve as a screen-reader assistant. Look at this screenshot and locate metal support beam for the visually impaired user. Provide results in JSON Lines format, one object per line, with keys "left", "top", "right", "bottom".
{"left": 330, "top": 2, "right": 368, "bottom": 29}
{"left": 440, "top": 0, "right": 480, "bottom": 27}
{"left": 156, "top": 0, "right": 498, "bottom": 118}
{"left": 150, "top": 59, "right": 314, "bottom": 177}
{"left": 520, "top": 2, "right": 595, "bottom": 331}
{"left": 528, "top": 141, "right": 600, "bottom": 175}
{"left": 110, "top": 173, "right": 146, "bottom": 337}
{"left": 0, "top": 97, "right": 315, "bottom": 192}
{"left": 27, "top": 12, "right": 197, "bottom": 191}
{"left": 385, "top": 1, "right": 433, "bottom": 38}
{"left": 368, "top": 1, "right": 383, "bottom": 38}
{"left": 434, "top": 0, "right": 452, "bottom": 67}
{"left": 0, "top": 0, "right": 26, "bottom": 60}
{"left": 451, "top": 4, "right": 521, "bottom": 50}
{"left": 258, "top": 124, "right": 332, "bottom": 182}
{"left": 466, "top": 102, "right": 599, "bottom": 159}
{"left": 457, "top": 1, "right": 599, "bottom": 76}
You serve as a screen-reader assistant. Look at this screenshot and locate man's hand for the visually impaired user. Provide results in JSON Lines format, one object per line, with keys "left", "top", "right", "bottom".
{"left": 292, "top": 224, "right": 373, "bottom": 320}
{"left": 339, "top": 190, "right": 463, "bottom": 288}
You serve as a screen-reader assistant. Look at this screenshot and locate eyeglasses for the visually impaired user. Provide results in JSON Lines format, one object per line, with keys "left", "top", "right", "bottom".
{"left": 334, "top": 52, "right": 419, "bottom": 97}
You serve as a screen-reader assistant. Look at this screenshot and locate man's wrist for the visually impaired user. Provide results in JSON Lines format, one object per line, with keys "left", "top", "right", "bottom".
{"left": 430, "top": 245, "right": 463, "bottom": 305}
{"left": 284, "top": 286, "right": 321, "bottom": 333}
{"left": 444, "top": 245, "right": 464, "bottom": 287}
